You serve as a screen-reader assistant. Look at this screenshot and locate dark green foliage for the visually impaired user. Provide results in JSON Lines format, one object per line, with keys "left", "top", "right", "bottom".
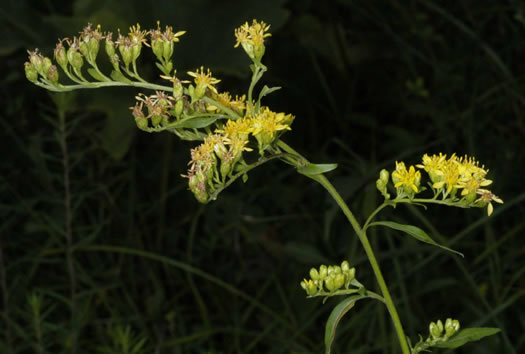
{"left": 1, "top": 0, "right": 523, "bottom": 353}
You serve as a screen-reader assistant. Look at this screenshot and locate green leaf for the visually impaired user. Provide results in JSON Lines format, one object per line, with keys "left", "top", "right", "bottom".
{"left": 434, "top": 328, "right": 501, "bottom": 349}
{"left": 325, "top": 295, "right": 367, "bottom": 354}
{"left": 87, "top": 68, "right": 109, "bottom": 82}
{"left": 171, "top": 116, "right": 219, "bottom": 129}
{"left": 298, "top": 163, "right": 338, "bottom": 176}
{"left": 110, "top": 70, "right": 133, "bottom": 84}
{"left": 258, "top": 85, "right": 281, "bottom": 102}
{"left": 368, "top": 221, "right": 463, "bottom": 257}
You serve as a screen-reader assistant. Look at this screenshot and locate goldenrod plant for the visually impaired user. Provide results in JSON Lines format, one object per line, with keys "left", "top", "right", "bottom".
{"left": 25, "top": 20, "right": 502, "bottom": 354}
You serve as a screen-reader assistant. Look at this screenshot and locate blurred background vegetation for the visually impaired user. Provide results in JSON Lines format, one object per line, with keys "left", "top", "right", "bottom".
{"left": 1, "top": 0, "right": 524, "bottom": 353}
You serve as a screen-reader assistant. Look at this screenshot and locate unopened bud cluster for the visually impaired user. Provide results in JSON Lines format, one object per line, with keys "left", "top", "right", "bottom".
{"left": 428, "top": 318, "right": 460, "bottom": 341}
{"left": 412, "top": 318, "right": 461, "bottom": 353}
{"left": 376, "top": 153, "right": 503, "bottom": 216}
{"left": 300, "top": 261, "right": 356, "bottom": 296}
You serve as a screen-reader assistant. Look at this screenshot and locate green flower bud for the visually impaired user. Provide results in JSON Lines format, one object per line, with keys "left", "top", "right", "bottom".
{"left": 173, "top": 81, "right": 184, "bottom": 98}
{"left": 163, "top": 40, "right": 174, "bottom": 60}
{"left": 380, "top": 169, "right": 389, "bottom": 184}
{"left": 194, "top": 84, "right": 206, "bottom": 100}
{"left": 88, "top": 37, "right": 100, "bottom": 59}
{"left": 67, "top": 47, "right": 84, "bottom": 72}
{"left": 341, "top": 261, "right": 350, "bottom": 272}
{"left": 220, "top": 160, "right": 232, "bottom": 179}
{"left": 105, "top": 33, "right": 116, "bottom": 58}
{"left": 429, "top": 322, "right": 439, "bottom": 339}
{"left": 119, "top": 45, "right": 132, "bottom": 68}
{"left": 24, "top": 62, "right": 38, "bottom": 83}
{"left": 444, "top": 319, "right": 460, "bottom": 337}
{"left": 444, "top": 318, "right": 456, "bottom": 337}
{"left": 54, "top": 43, "right": 68, "bottom": 68}
{"left": 430, "top": 320, "right": 444, "bottom": 339}
{"left": 151, "top": 39, "right": 164, "bottom": 60}
{"left": 325, "top": 276, "right": 336, "bottom": 292}
{"left": 319, "top": 265, "right": 328, "bottom": 279}
{"left": 334, "top": 273, "right": 345, "bottom": 290}
{"left": 327, "top": 265, "right": 335, "bottom": 275}
{"left": 41, "top": 57, "right": 52, "bottom": 76}
{"left": 174, "top": 99, "right": 184, "bottom": 118}
{"left": 131, "top": 44, "right": 141, "bottom": 62}
{"left": 79, "top": 41, "right": 89, "bottom": 56}
{"left": 309, "top": 268, "right": 320, "bottom": 281}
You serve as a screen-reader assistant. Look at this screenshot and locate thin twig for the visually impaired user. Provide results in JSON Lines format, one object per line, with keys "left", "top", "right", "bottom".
{"left": 58, "top": 104, "right": 77, "bottom": 354}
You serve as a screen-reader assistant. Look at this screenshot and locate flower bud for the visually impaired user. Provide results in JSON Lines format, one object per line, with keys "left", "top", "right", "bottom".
{"left": 163, "top": 40, "right": 174, "bottom": 60}
{"left": 194, "top": 84, "right": 207, "bottom": 100}
{"left": 429, "top": 322, "right": 439, "bottom": 339}
{"left": 429, "top": 320, "right": 444, "bottom": 339}
{"left": 319, "top": 265, "right": 328, "bottom": 279}
{"left": 151, "top": 39, "right": 163, "bottom": 60}
{"left": 24, "top": 62, "right": 38, "bottom": 83}
{"left": 174, "top": 99, "right": 184, "bottom": 118}
{"left": 41, "top": 57, "right": 53, "bottom": 76}
{"left": 131, "top": 44, "right": 141, "bottom": 62}
{"left": 88, "top": 37, "right": 100, "bottom": 59}
{"left": 333, "top": 273, "right": 345, "bottom": 290}
{"left": 341, "top": 261, "right": 350, "bottom": 272}
{"left": 173, "top": 81, "right": 184, "bottom": 98}
{"left": 119, "top": 45, "right": 132, "bottom": 68}
{"left": 105, "top": 33, "right": 116, "bottom": 58}
{"left": 309, "top": 268, "right": 320, "bottom": 281}
{"left": 444, "top": 319, "right": 460, "bottom": 337}
{"left": 379, "top": 169, "right": 389, "bottom": 184}
{"left": 67, "top": 47, "right": 84, "bottom": 72}
{"left": 324, "top": 276, "right": 336, "bottom": 292}
{"left": 54, "top": 43, "right": 68, "bottom": 68}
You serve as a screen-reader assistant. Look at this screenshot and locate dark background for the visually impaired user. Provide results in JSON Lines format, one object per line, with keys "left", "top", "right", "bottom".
{"left": 1, "top": 0, "right": 524, "bottom": 353}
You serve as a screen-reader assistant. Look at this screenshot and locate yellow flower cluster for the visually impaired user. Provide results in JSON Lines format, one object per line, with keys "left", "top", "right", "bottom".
{"left": 187, "top": 66, "right": 221, "bottom": 98}
{"left": 234, "top": 19, "right": 271, "bottom": 61}
{"left": 386, "top": 153, "right": 503, "bottom": 215}
{"left": 185, "top": 107, "right": 294, "bottom": 203}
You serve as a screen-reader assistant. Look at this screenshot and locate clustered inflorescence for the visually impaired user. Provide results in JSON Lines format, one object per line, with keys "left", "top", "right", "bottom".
{"left": 376, "top": 153, "right": 503, "bottom": 215}
{"left": 300, "top": 261, "right": 358, "bottom": 296}
{"left": 25, "top": 20, "right": 293, "bottom": 203}
{"left": 411, "top": 318, "right": 461, "bottom": 353}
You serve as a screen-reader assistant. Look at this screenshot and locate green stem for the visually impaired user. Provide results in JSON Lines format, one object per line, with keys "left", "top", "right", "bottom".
{"left": 277, "top": 140, "right": 410, "bottom": 354}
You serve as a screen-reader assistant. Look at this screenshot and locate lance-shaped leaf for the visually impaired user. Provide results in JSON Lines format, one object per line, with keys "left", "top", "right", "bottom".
{"left": 298, "top": 163, "right": 338, "bottom": 176}
{"left": 325, "top": 294, "right": 367, "bottom": 354}
{"left": 368, "top": 221, "right": 463, "bottom": 257}
{"left": 434, "top": 328, "right": 501, "bottom": 349}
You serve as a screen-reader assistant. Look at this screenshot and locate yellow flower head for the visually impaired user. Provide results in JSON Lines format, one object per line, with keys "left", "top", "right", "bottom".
{"left": 128, "top": 23, "right": 148, "bottom": 45}
{"left": 215, "top": 117, "right": 253, "bottom": 139}
{"left": 226, "top": 135, "right": 253, "bottom": 156}
{"left": 392, "top": 161, "right": 421, "bottom": 193}
{"left": 250, "top": 107, "right": 292, "bottom": 139}
{"left": 187, "top": 66, "right": 221, "bottom": 95}
{"left": 234, "top": 19, "right": 271, "bottom": 61}
{"left": 209, "top": 92, "right": 246, "bottom": 114}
